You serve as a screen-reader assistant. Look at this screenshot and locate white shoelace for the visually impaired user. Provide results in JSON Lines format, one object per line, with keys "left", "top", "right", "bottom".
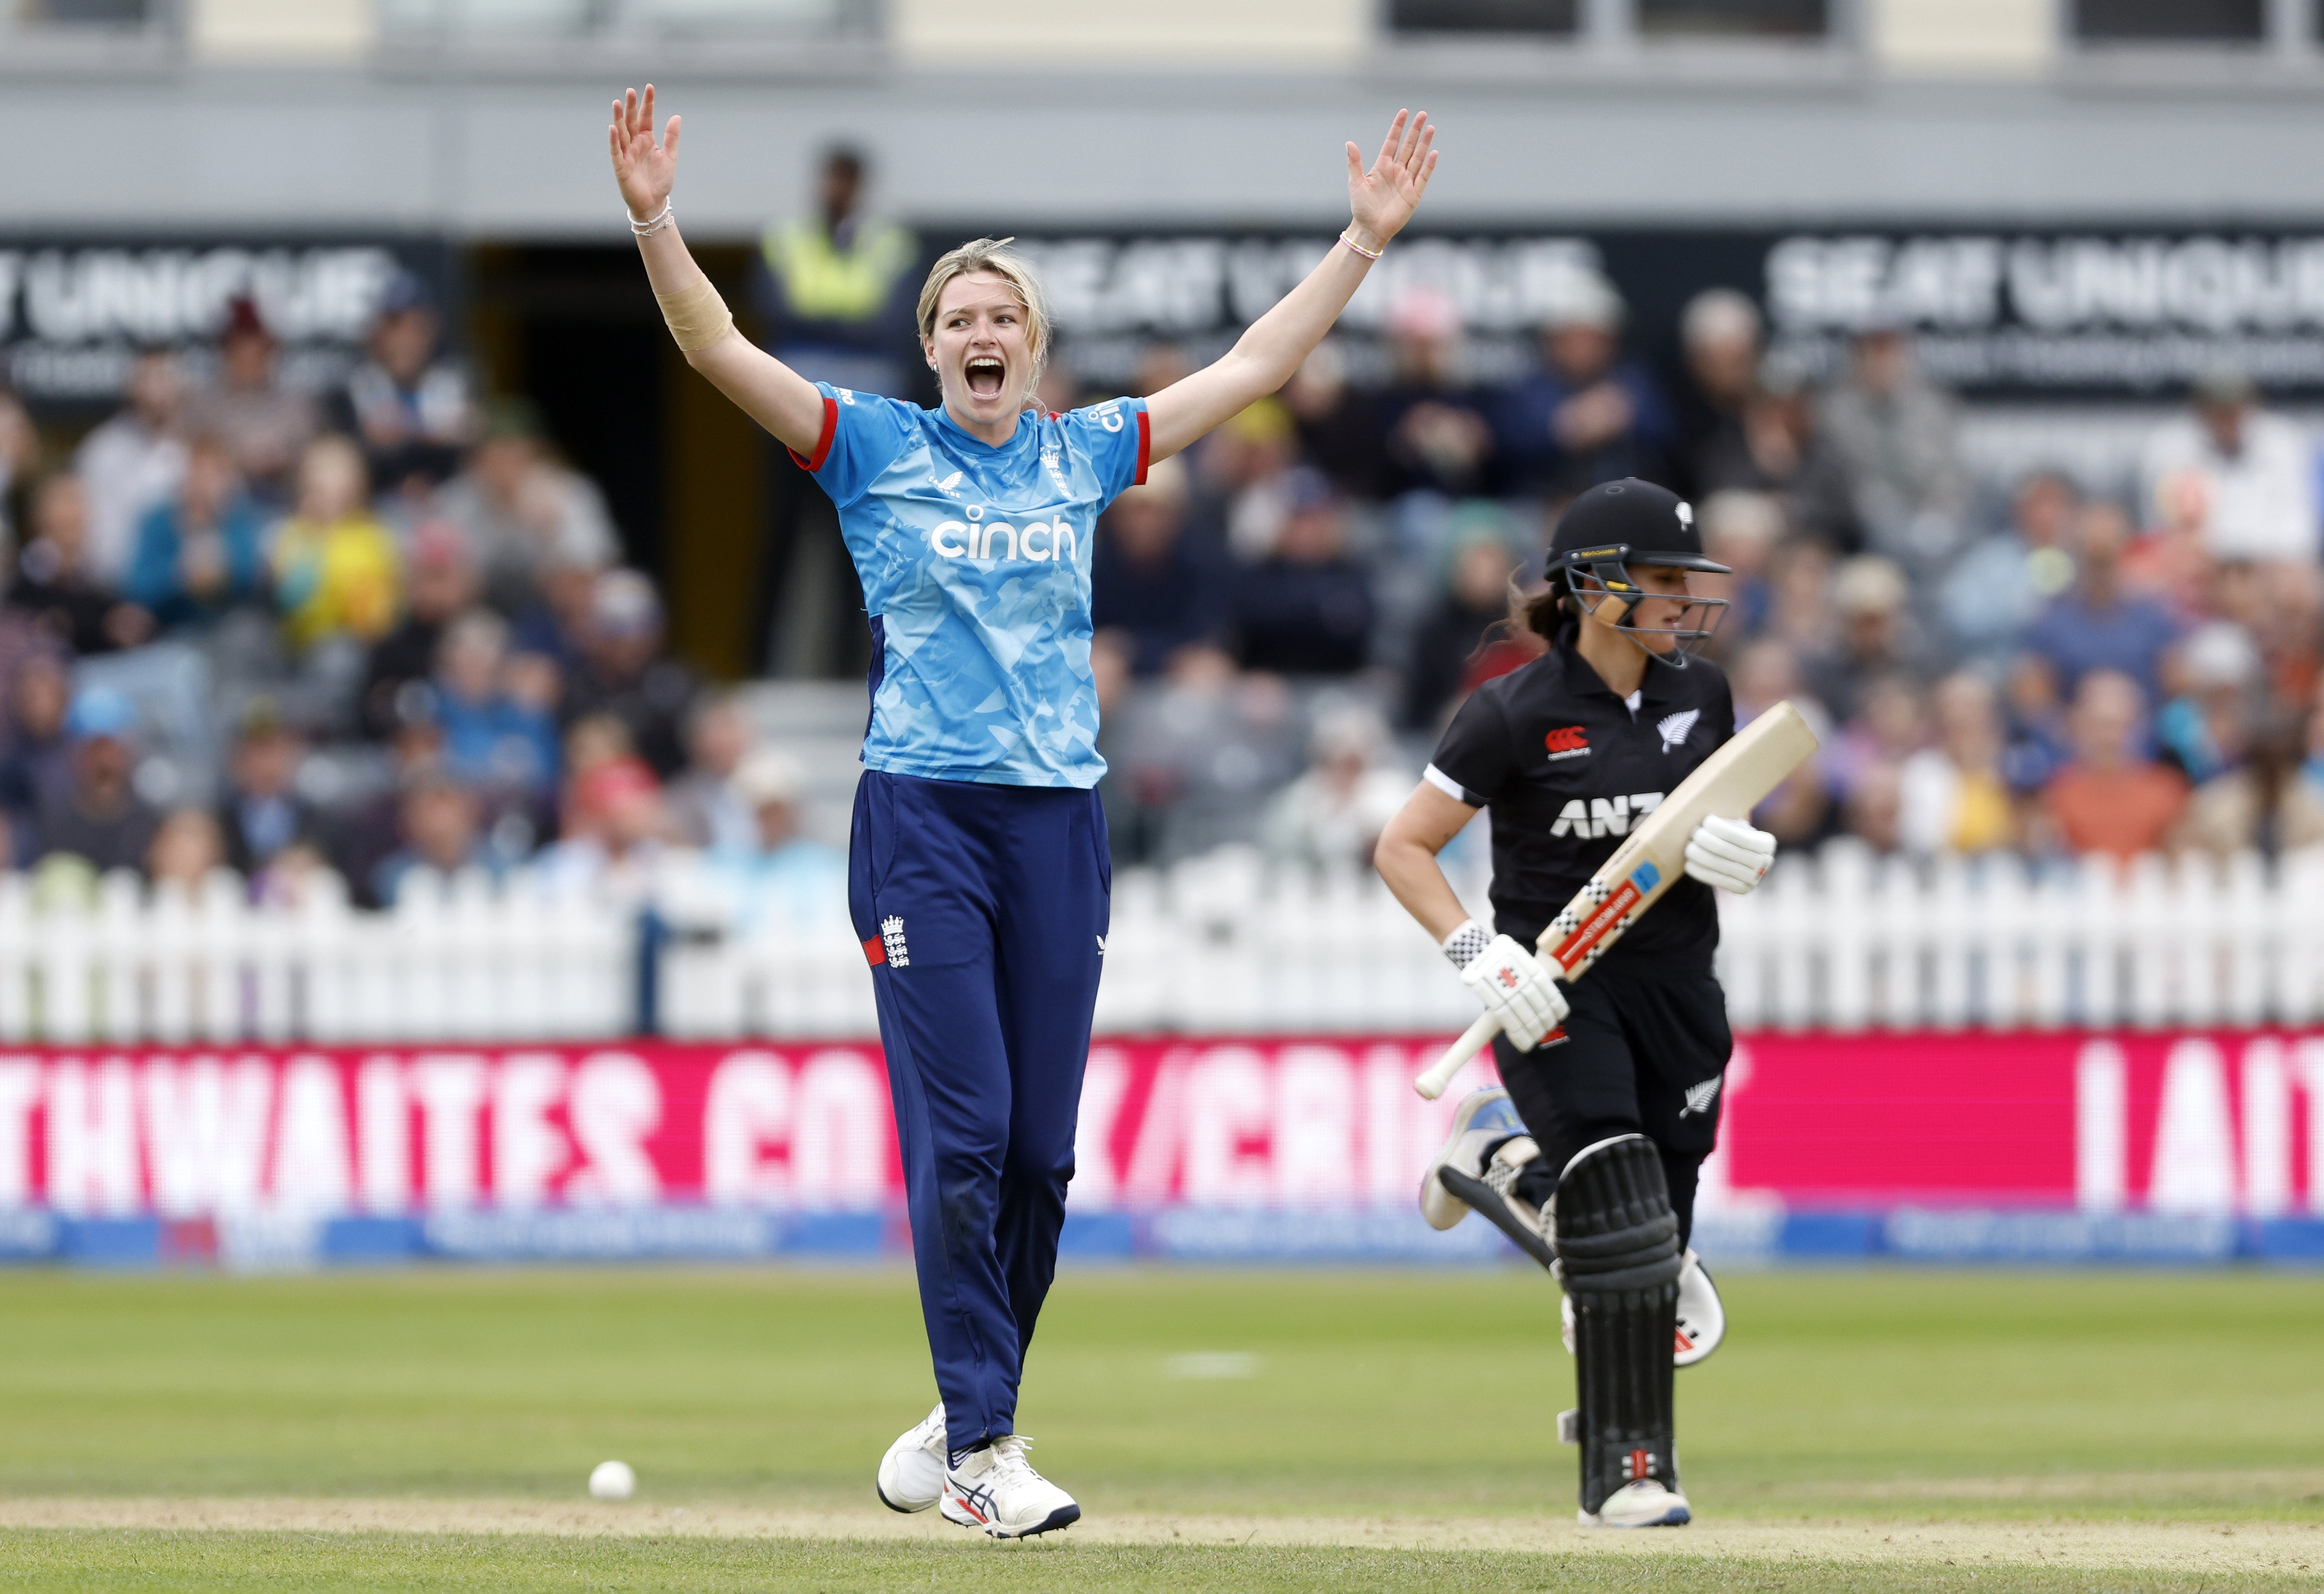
{"left": 986, "top": 1434, "right": 1039, "bottom": 1483}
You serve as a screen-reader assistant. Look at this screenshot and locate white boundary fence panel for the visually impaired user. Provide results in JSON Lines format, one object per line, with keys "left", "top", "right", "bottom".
{"left": 7, "top": 843, "right": 2324, "bottom": 1043}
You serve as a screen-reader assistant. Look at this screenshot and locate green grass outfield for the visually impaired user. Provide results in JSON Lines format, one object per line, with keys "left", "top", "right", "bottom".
{"left": 0, "top": 1265, "right": 2318, "bottom": 1590}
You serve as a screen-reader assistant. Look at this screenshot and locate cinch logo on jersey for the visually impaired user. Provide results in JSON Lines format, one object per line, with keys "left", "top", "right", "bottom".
{"left": 1544, "top": 725, "right": 1590, "bottom": 760}
{"left": 928, "top": 513, "right": 1082, "bottom": 564}
{"left": 1548, "top": 792, "right": 1665, "bottom": 839}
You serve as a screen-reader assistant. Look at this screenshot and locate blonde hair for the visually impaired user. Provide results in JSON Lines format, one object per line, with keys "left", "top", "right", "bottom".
{"left": 916, "top": 237, "right": 1049, "bottom": 399}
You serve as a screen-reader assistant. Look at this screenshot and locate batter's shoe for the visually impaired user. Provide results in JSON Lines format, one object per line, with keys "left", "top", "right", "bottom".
{"left": 875, "top": 1401, "right": 946, "bottom": 1513}
{"left": 1419, "top": 1087, "right": 1529, "bottom": 1230}
{"left": 1578, "top": 1479, "right": 1692, "bottom": 1528}
{"left": 940, "top": 1436, "right": 1081, "bottom": 1539}
{"left": 1431, "top": 1129, "right": 1557, "bottom": 1273}
{"left": 1559, "top": 1248, "right": 1723, "bottom": 1366}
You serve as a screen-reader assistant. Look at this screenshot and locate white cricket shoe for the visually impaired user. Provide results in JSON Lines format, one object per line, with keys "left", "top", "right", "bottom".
{"left": 1420, "top": 1087, "right": 1528, "bottom": 1229}
{"left": 1558, "top": 1248, "right": 1725, "bottom": 1367}
{"left": 875, "top": 1401, "right": 946, "bottom": 1513}
{"left": 1579, "top": 1479, "right": 1691, "bottom": 1528}
{"left": 939, "top": 1435, "right": 1080, "bottom": 1539}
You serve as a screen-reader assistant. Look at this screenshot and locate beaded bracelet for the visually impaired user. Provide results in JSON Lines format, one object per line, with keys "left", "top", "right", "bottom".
{"left": 1340, "top": 228, "right": 1384, "bottom": 262}
{"left": 629, "top": 202, "right": 675, "bottom": 237}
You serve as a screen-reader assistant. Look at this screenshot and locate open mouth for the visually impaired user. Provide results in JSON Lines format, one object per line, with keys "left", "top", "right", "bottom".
{"left": 964, "top": 356, "right": 1006, "bottom": 401}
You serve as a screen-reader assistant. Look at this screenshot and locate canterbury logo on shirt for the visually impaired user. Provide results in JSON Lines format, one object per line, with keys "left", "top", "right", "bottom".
{"left": 929, "top": 516, "right": 1081, "bottom": 563}
{"left": 1543, "top": 725, "right": 1589, "bottom": 760}
{"left": 1548, "top": 792, "right": 1665, "bottom": 839}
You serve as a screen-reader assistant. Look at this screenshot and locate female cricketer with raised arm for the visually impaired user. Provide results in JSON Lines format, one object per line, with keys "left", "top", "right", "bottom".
{"left": 611, "top": 85, "right": 1436, "bottom": 1539}
{"left": 1373, "top": 478, "right": 1779, "bottom": 1529}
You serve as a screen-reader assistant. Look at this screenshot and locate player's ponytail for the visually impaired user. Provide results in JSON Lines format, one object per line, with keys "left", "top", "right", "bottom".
{"left": 1509, "top": 573, "right": 1574, "bottom": 643}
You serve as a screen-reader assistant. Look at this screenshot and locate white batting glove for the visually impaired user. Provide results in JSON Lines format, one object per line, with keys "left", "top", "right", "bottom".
{"left": 1684, "top": 813, "right": 1776, "bottom": 894}
{"left": 1444, "top": 919, "right": 1570, "bottom": 1052}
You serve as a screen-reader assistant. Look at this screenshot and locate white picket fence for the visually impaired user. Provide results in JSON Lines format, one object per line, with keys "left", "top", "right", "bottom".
{"left": 0, "top": 868, "right": 632, "bottom": 1045}
{"left": 8, "top": 843, "right": 2324, "bottom": 1044}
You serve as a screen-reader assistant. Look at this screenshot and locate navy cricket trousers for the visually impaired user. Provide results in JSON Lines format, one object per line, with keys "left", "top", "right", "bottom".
{"left": 849, "top": 769, "right": 1109, "bottom": 1454}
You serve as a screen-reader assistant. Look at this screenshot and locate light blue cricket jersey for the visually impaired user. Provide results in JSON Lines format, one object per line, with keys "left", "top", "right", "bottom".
{"left": 793, "top": 382, "right": 1150, "bottom": 788}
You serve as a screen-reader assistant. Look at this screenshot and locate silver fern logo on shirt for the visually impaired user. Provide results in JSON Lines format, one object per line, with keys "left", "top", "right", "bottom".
{"left": 1657, "top": 709, "right": 1700, "bottom": 753}
{"left": 1680, "top": 1077, "right": 1722, "bottom": 1118}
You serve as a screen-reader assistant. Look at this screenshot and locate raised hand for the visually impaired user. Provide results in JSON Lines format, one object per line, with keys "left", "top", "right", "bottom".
{"left": 609, "top": 84, "right": 680, "bottom": 222}
{"left": 1344, "top": 110, "right": 1438, "bottom": 251}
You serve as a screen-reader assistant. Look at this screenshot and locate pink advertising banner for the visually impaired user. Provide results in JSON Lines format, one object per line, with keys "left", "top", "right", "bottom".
{"left": 3, "top": 1030, "right": 2318, "bottom": 1221}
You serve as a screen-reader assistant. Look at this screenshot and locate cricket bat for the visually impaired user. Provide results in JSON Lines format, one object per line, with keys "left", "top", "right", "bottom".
{"left": 1412, "top": 699, "right": 1819, "bottom": 1100}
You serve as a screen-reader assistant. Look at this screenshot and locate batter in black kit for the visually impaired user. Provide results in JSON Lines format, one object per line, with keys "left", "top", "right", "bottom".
{"left": 1375, "top": 478, "right": 1782, "bottom": 1530}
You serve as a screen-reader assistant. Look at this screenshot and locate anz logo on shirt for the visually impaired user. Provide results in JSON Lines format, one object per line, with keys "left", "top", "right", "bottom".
{"left": 1548, "top": 792, "right": 1666, "bottom": 840}
{"left": 929, "top": 507, "right": 1082, "bottom": 565}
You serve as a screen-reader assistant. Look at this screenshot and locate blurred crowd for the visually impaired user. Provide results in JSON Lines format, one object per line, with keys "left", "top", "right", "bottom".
{"left": 8, "top": 241, "right": 2324, "bottom": 915}
{"left": 0, "top": 281, "right": 842, "bottom": 918}
{"left": 1076, "top": 277, "right": 2324, "bottom": 875}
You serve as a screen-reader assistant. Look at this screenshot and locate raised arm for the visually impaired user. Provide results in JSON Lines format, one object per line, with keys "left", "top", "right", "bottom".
{"left": 611, "top": 85, "right": 826, "bottom": 456}
{"left": 1144, "top": 110, "right": 1438, "bottom": 463}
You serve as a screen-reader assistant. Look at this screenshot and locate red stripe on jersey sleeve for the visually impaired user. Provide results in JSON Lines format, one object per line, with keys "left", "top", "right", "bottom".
{"left": 862, "top": 936, "right": 886, "bottom": 967}
{"left": 1133, "top": 406, "right": 1152, "bottom": 486}
{"left": 788, "top": 394, "right": 839, "bottom": 472}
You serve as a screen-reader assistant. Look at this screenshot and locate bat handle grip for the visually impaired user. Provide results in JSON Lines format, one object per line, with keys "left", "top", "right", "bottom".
{"left": 1413, "top": 1014, "right": 1499, "bottom": 1100}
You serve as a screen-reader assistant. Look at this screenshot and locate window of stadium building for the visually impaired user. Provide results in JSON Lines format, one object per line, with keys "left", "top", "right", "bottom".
{"left": 1386, "top": 1, "right": 1580, "bottom": 36}
{"left": 1637, "top": 0, "right": 1828, "bottom": 37}
{"left": 12, "top": 0, "right": 157, "bottom": 25}
{"left": 377, "top": 0, "right": 860, "bottom": 35}
{"left": 2072, "top": 0, "right": 2265, "bottom": 42}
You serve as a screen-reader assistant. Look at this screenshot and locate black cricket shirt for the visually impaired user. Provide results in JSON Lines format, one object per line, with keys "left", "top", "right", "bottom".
{"left": 1424, "top": 630, "right": 1736, "bottom": 977}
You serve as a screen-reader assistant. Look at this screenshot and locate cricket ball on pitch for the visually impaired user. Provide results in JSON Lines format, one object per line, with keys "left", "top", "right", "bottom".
{"left": 589, "top": 1460, "right": 637, "bottom": 1500}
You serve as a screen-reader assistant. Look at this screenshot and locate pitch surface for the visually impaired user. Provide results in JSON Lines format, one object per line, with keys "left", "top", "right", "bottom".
{"left": 0, "top": 1266, "right": 2316, "bottom": 1590}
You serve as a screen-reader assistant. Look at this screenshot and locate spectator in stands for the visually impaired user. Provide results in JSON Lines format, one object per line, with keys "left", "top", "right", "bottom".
{"left": 1261, "top": 703, "right": 1412, "bottom": 869}
{"left": 1228, "top": 469, "right": 1375, "bottom": 677}
{"left": 1377, "top": 287, "right": 1495, "bottom": 501}
{"left": 562, "top": 570, "right": 698, "bottom": 779}
{"left": 662, "top": 691, "right": 755, "bottom": 853}
{"left": 1670, "top": 288, "right": 1762, "bottom": 500}
{"left": 122, "top": 434, "right": 269, "bottom": 632}
{"left": 1939, "top": 471, "right": 2080, "bottom": 667}
{"left": 1696, "top": 355, "right": 1859, "bottom": 551}
{"left": 1695, "top": 489, "right": 1784, "bottom": 652}
{"left": 34, "top": 686, "right": 159, "bottom": 875}
{"left": 358, "top": 519, "right": 476, "bottom": 741}
{"left": 1105, "top": 646, "right": 1301, "bottom": 863}
{"left": 1093, "top": 457, "right": 1226, "bottom": 677}
{"left": 435, "top": 401, "right": 620, "bottom": 616}
{"left": 2021, "top": 501, "right": 2180, "bottom": 703}
{"left": 6, "top": 474, "right": 153, "bottom": 655}
{"left": 1841, "top": 759, "right": 1905, "bottom": 854}
{"left": 1802, "top": 554, "right": 1926, "bottom": 724}
{"left": 331, "top": 701, "right": 453, "bottom": 908}
{"left": 2039, "top": 670, "right": 2187, "bottom": 860}
{"left": 2000, "top": 653, "right": 2071, "bottom": 797}
{"left": 214, "top": 702, "right": 318, "bottom": 877}
{"left": 433, "top": 608, "right": 559, "bottom": 801}
{"left": 0, "top": 650, "right": 72, "bottom": 839}
{"left": 1816, "top": 322, "right": 1970, "bottom": 572}
{"left": 1899, "top": 671, "right": 2017, "bottom": 857}
{"left": 147, "top": 808, "right": 226, "bottom": 893}
{"left": 2139, "top": 366, "right": 2318, "bottom": 565}
{"left": 1401, "top": 514, "right": 1520, "bottom": 729}
{"left": 328, "top": 272, "right": 477, "bottom": 497}
{"left": 536, "top": 755, "right": 674, "bottom": 903}
{"left": 0, "top": 387, "right": 34, "bottom": 554}
{"left": 1731, "top": 636, "right": 1833, "bottom": 848}
{"left": 1213, "top": 400, "right": 1303, "bottom": 563}
{"left": 272, "top": 435, "right": 401, "bottom": 654}
{"left": 184, "top": 296, "right": 317, "bottom": 504}
{"left": 74, "top": 349, "right": 187, "bottom": 586}
{"left": 1282, "top": 340, "right": 1386, "bottom": 501}
{"left": 1829, "top": 671, "right": 1927, "bottom": 816}
{"left": 2152, "top": 620, "right": 2262, "bottom": 788}
{"left": 1495, "top": 269, "right": 1676, "bottom": 499}
{"left": 702, "top": 748, "right": 846, "bottom": 930}
{"left": 509, "top": 549, "right": 600, "bottom": 672}
{"left": 2123, "top": 464, "right": 2215, "bottom": 617}
{"left": 371, "top": 772, "right": 493, "bottom": 906}
{"left": 2177, "top": 707, "right": 2324, "bottom": 858}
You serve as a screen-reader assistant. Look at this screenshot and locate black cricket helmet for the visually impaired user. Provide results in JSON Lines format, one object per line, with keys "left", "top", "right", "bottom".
{"left": 1543, "top": 478, "right": 1729, "bottom": 668}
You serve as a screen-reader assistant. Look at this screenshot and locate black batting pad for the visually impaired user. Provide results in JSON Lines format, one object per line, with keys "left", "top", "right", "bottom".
{"left": 1554, "top": 1134, "right": 1684, "bottom": 1515}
